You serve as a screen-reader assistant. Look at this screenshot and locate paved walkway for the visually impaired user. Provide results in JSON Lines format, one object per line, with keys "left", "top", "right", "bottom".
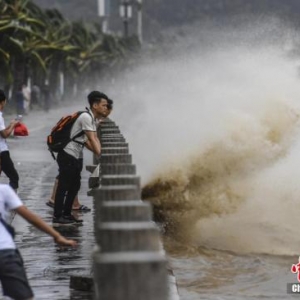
{"left": 0, "top": 105, "right": 180, "bottom": 300}
{"left": 0, "top": 106, "right": 95, "bottom": 300}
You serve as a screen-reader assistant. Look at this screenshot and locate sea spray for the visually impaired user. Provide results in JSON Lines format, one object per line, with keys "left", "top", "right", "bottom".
{"left": 105, "top": 19, "right": 300, "bottom": 255}
{"left": 142, "top": 100, "right": 300, "bottom": 251}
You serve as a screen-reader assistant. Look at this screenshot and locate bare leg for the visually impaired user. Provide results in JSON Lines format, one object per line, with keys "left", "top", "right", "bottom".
{"left": 72, "top": 194, "right": 91, "bottom": 211}
{"left": 72, "top": 195, "right": 81, "bottom": 208}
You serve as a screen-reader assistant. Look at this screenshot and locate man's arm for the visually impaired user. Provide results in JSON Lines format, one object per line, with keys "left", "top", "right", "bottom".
{"left": 0, "top": 120, "right": 19, "bottom": 138}
{"left": 85, "top": 130, "right": 101, "bottom": 156}
{"left": 15, "top": 205, "right": 77, "bottom": 246}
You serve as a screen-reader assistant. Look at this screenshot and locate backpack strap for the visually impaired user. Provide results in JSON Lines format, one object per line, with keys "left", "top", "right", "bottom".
{"left": 0, "top": 213, "right": 15, "bottom": 239}
{"left": 70, "top": 108, "right": 94, "bottom": 146}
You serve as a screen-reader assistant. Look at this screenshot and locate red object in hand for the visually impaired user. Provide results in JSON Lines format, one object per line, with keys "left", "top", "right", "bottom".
{"left": 14, "top": 123, "right": 29, "bottom": 136}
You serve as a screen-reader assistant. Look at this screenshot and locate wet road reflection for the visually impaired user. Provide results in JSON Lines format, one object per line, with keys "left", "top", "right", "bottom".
{"left": 0, "top": 109, "right": 95, "bottom": 300}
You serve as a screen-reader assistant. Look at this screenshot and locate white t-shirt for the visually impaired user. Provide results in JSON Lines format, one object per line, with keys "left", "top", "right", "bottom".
{"left": 64, "top": 109, "right": 96, "bottom": 159}
{"left": 0, "top": 111, "right": 8, "bottom": 152}
{"left": 0, "top": 184, "right": 23, "bottom": 250}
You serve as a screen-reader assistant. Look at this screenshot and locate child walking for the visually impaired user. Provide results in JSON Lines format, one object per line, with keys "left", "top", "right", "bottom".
{"left": 0, "top": 183, "right": 77, "bottom": 300}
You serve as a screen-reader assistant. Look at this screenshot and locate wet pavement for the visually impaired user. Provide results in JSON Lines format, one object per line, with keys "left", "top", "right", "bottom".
{"left": 0, "top": 105, "right": 181, "bottom": 300}
{"left": 0, "top": 105, "right": 95, "bottom": 300}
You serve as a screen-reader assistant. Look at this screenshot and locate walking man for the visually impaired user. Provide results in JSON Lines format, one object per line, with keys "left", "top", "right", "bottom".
{"left": 0, "top": 183, "right": 77, "bottom": 300}
{"left": 0, "top": 90, "right": 20, "bottom": 191}
{"left": 53, "top": 91, "right": 109, "bottom": 225}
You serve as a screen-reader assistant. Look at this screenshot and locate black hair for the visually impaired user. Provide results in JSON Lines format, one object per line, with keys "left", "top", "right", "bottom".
{"left": 0, "top": 89, "right": 6, "bottom": 102}
{"left": 107, "top": 98, "right": 113, "bottom": 110}
{"left": 87, "top": 91, "right": 108, "bottom": 108}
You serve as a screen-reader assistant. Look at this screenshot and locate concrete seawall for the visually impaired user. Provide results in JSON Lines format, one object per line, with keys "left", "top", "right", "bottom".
{"left": 88, "top": 118, "right": 180, "bottom": 300}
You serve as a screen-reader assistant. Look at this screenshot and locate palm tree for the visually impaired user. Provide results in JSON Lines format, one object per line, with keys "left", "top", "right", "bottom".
{"left": 0, "top": 0, "right": 142, "bottom": 103}
{"left": 0, "top": 0, "right": 48, "bottom": 97}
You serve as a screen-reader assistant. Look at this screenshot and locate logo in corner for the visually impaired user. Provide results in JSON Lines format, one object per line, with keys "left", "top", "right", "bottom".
{"left": 291, "top": 257, "right": 300, "bottom": 282}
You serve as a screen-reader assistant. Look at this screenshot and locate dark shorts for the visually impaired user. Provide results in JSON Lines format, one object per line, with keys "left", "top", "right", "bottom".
{"left": 0, "top": 249, "right": 34, "bottom": 299}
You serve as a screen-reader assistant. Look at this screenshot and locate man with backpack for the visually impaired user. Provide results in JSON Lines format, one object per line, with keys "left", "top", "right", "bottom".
{"left": 46, "top": 98, "right": 114, "bottom": 211}
{"left": 52, "top": 91, "right": 109, "bottom": 225}
{"left": 0, "top": 183, "right": 77, "bottom": 300}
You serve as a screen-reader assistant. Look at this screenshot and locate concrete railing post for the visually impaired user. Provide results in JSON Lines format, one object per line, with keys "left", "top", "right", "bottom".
{"left": 89, "top": 119, "right": 170, "bottom": 300}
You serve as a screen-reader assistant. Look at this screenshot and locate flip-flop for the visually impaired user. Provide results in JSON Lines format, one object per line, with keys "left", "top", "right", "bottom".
{"left": 46, "top": 201, "right": 54, "bottom": 208}
{"left": 72, "top": 204, "right": 91, "bottom": 212}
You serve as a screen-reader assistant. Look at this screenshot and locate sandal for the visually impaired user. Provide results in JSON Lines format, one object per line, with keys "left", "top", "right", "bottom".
{"left": 72, "top": 204, "right": 91, "bottom": 212}
{"left": 46, "top": 201, "right": 54, "bottom": 208}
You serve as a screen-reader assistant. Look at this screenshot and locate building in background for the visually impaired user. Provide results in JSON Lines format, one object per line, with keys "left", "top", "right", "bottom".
{"left": 105, "top": 0, "right": 142, "bottom": 41}
{"left": 33, "top": 0, "right": 143, "bottom": 41}
{"left": 33, "top": 0, "right": 300, "bottom": 43}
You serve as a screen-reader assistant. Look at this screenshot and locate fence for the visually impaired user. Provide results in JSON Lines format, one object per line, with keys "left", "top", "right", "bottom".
{"left": 72, "top": 118, "right": 179, "bottom": 300}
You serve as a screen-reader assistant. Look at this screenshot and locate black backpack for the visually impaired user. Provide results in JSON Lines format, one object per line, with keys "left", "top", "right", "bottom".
{"left": 47, "top": 108, "right": 91, "bottom": 159}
